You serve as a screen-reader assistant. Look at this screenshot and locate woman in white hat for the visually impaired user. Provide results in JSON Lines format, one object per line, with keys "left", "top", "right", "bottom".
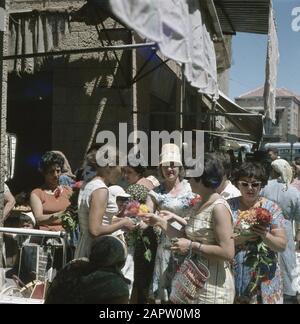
{"left": 145, "top": 143, "right": 194, "bottom": 303}
{"left": 144, "top": 154, "right": 235, "bottom": 304}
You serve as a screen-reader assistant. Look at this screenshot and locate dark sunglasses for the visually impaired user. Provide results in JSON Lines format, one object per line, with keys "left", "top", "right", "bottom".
{"left": 238, "top": 181, "right": 262, "bottom": 188}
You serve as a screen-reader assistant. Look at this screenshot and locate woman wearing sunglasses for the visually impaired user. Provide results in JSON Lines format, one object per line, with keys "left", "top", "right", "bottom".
{"left": 228, "top": 162, "right": 287, "bottom": 304}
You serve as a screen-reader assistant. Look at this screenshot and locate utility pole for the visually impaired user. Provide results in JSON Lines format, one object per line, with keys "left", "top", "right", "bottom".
{"left": 0, "top": 0, "right": 9, "bottom": 276}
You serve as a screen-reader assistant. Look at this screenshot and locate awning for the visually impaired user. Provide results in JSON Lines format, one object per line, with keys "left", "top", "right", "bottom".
{"left": 216, "top": 92, "right": 264, "bottom": 143}
{"left": 89, "top": 0, "right": 219, "bottom": 98}
{"left": 214, "top": 0, "right": 271, "bottom": 35}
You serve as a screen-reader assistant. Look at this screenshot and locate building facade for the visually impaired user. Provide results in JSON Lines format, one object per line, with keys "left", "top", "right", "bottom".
{"left": 4, "top": 0, "right": 271, "bottom": 193}
{"left": 236, "top": 87, "right": 300, "bottom": 143}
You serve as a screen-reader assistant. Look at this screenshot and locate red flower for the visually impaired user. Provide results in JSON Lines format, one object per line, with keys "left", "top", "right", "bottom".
{"left": 253, "top": 207, "right": 272, "bottom": 225}
{"left": 190, "top": 195, "right": 202, "bottom": 207}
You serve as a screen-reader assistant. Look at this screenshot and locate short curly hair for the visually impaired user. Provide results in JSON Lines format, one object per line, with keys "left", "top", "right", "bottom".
{"left": 232, "top": 162, "right": 268, "bottom": 187}
{"left": 39, "top": 151, "right": 64, "bottom": 173}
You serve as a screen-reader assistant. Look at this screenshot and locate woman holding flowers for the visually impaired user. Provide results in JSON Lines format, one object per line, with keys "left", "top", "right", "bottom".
{"left": 143, "top": 154, "right": 235, "bottom": 304}
{"left": 228, "top": 162, "right": 287, "bottom": 304}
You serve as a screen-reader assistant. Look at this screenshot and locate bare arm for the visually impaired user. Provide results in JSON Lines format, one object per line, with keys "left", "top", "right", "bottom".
{"left": 171, "top": 204, "right": 235, "bottom": 261}
{"left": 30, "top": 192, "right": 64, "bottom": 225}
{"left": 144, "top": 195, "right": 186, "bottom": 238}
{"left": 88, "top": 188, "right": 135, "bottom": 237}
{"left": 3, "top": 191, "right": 16, "bottom": 220}
{"left": 252, "top": 225, "right": 286, "bottom": 252}
{"left": 192, "top": 204, "right": 235, "bottom": 261}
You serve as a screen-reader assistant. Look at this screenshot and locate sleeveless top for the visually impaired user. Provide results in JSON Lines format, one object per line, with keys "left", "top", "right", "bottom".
{"left": 185, "top": 198, "right": 235, "bottom": 304}
{"left": 75, "top": 179, "right": 108, "bottom": 258}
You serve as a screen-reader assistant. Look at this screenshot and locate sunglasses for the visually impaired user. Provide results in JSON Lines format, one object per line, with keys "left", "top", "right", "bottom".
{"left": 238, "top": 181, "right": 262, "bottom": 188}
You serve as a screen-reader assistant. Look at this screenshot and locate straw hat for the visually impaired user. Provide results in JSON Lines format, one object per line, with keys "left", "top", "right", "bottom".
{"left": 159, "top": 143, "right": 182, "bottom": 166}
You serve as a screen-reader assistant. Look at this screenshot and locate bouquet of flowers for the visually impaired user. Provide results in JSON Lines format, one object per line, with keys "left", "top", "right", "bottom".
{"left": 124, "top": 201, "right": 150, "bottom": 218}
{"left": 123, "top": 184, "right": 152, "bottom": 262}
{"left": 234, "top": 207, "right": 272, "bottom": 237}
{"left": 235, "top": 207, "right": 274, "bottom": 295}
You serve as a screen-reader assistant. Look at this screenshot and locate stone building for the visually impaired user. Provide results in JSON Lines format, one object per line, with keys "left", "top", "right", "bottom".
{"left": 236, "top": 86, "right": 300, "bottom": 143}
{"left": 3, "top": 0, "right": 271, "bottom": 192}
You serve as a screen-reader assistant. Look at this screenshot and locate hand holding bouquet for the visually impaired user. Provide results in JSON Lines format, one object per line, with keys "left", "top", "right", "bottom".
{"left": 234, "top": 207, "right": 272, "bottom": 238}
{"left": 234, "top": 206, "right": 274, "bottom": 296}
{"left": 124, "top": 201, "right": 150, "bottom": 219}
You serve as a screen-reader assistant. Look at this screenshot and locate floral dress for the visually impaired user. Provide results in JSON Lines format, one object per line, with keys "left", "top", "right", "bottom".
{"left": 228, "top": 197, "right": 285, "bottom": 304}
{"left": 148, "top": 179, "right": 194, "bottom": 302}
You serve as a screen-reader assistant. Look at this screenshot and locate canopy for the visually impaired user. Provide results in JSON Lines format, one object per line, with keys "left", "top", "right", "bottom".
{"left": 90, "top": 0, "right": 219, "bottom": 98}
{"left": 216, "top": 92, "right": 264, "bottom": 143}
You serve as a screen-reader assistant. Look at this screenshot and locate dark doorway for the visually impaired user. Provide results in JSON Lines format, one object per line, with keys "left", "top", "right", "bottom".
{"left": 7, "top": 72, "right": 53, "bottom": 194}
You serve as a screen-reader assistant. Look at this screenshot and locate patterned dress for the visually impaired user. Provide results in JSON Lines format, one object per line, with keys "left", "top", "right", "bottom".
{"left": 228, "top": 198, "right": 285, "bottom": 304}
{"left": 149, "top": 180, "right": 194, "bottom": 302}
{"left": 185, "top": 198, "right": 235, "bottom": 304}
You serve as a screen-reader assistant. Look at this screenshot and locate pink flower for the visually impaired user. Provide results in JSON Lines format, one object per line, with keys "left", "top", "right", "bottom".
{"left": 124, "top": 201, "right": 140, "bottom": 217}
{"left": 72, "top": 181, "right": 83, "bottom": 189}
{"left": 189, "top": 195, "right": 202, "bottom": 207}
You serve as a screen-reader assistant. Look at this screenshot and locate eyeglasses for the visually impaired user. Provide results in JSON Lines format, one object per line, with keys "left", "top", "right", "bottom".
{"left": 238, "top": 181, "right": 262, "bottom": 188}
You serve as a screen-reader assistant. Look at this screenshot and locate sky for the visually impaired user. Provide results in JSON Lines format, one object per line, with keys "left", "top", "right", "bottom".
{"left": 229, "top": 0, "right": 300, "bottom": 100}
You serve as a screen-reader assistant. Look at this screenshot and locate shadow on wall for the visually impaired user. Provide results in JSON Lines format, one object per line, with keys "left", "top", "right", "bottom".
{"left": 7, "top": 43, "right": 132, "bottom": 193}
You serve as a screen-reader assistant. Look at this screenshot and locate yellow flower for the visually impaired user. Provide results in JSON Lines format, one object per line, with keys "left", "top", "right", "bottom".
{"left": 139, "top": 204, "right": 149, "bottom": 214}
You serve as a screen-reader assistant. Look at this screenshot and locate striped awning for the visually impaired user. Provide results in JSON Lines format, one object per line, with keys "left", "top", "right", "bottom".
{"left": 214, "top": 0, "right": 271, "bottom": 35}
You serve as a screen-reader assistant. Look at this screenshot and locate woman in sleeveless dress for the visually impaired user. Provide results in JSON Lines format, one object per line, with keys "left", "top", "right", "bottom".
{"left": 75, "top": 147, "right": 136, "bottom": 259}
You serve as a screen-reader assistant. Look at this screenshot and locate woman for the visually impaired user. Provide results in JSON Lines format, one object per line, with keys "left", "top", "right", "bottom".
{"left": 144, "top": 154, "right": 235, "bottom": 304}
{"left": 229, "top": 162, "right": 287, "bottom": 304}
{"left": 122, "top": 158, "right": 159, "bottom": 304}
{"left": 123, "top": 165, "right": 158, "bottom": 191}
{"left": 74, "top": 146, "right": 136, "bottom": 259}
{"left": 30, "top": 151, "right": 72, "bottom": 231}
{"left": 51, "top": 150, "right": 76, "bottom": 187}
{"left": 260, "top": 159, "right": 300, "bottom": 304}
{"left": 45, "top": 235, "right": 130, "bottom": 304}
{"left": 146, "top": 143, "right": 195, "bottom": 303}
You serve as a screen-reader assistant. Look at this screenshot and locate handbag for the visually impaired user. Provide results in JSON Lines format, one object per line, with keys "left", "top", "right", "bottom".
{"left": 170, "top": 243, "right": 210, "bottom": 304}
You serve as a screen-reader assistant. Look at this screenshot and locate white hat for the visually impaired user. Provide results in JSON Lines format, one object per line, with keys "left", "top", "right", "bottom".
{"left": 159, "top": 143, "right": 182, "bottom": 166}
{"left": 107, "top": 186, "right": 131, "bottom": 215}
{"left": 21, "top": 211, "right": 36, "bottom": 226}
{"left": 108, "top": 185, "right": 131, "bottom": 199}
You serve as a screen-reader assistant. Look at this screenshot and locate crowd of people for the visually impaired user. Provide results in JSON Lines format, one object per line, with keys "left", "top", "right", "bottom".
{"left": 2, "top": 144, "right": 300, "bottom": 304}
